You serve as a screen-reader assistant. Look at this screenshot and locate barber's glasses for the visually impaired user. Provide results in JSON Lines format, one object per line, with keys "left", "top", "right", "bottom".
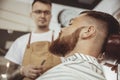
{"left": 32, "top": 10, "right": 51, "bottom": 15}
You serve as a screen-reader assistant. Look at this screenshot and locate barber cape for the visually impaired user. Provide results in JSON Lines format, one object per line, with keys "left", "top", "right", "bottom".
{"left": 36, "top": 53, "right": 106, "bottom": 80}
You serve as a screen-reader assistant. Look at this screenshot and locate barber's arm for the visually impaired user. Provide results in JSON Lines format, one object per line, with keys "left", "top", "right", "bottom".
{"left": 4, "top": 39, "right": 43, "bottom": 79}
{"left": 7, "top": 61, "right": 43, "bottom": 80}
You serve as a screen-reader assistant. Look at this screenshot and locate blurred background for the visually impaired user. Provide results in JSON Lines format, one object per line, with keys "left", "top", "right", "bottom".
{"left": 0, "top": 0, "right": 120, "bottom": 80}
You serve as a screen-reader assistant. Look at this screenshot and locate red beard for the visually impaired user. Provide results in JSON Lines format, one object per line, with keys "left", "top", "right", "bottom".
{"left": 49, "top": 28, "right": 81, "bottom": 57}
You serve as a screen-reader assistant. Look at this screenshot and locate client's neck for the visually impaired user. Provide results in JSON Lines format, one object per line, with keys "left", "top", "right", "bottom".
{"left": 65, "top": 44, "right": 100, "bottom": 58}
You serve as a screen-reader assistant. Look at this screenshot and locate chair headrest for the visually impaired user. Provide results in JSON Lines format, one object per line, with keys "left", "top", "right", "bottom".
{"left": 105, "top": 34, "right": 120, "bottom": 63}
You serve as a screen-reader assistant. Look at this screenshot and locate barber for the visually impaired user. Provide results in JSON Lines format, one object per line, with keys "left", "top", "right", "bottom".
{"left": 5, "top": 0, "right": 61, "bottom": 80}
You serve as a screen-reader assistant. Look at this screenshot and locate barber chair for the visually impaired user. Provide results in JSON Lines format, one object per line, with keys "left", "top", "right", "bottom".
{"left": 105, "top": 34, "right": 120, "bottom": 63}
{"left": 105, "top": 34, "right": 120, "bottom": 80}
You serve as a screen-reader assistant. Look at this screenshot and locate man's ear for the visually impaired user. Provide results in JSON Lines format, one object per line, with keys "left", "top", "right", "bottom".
{"left": 80, "top": 26, "right": 96, "bottom": 39}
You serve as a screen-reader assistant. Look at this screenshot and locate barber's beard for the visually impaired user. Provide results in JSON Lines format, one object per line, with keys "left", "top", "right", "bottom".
{"left": 49, "top": 28, "right": 81, "bottom": 57}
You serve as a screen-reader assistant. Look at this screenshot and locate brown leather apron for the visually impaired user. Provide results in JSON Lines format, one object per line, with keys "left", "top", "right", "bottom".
{"left": 22, "top": 32, "right": 61, "bottom": 80}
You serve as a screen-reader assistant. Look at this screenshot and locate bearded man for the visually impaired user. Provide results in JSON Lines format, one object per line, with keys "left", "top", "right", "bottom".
{"left": 36, "top": 11, "right": 120, "bottom": 80}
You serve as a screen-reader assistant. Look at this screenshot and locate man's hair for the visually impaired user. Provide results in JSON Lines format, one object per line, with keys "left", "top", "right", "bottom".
{"left": 80, "top": 11, "right": 120, "bottom": 55}
{"left": 80, "top": 11, "right": 120, "bottom": 36}
{"left": 32, "top": 0, "right": 52, "bottom": 7}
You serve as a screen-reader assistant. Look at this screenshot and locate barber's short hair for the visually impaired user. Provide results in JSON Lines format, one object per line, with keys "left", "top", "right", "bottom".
{"left": 80, "top": 11, "right": 120, "bottom": 36}
{"left": 32, "top": 0, "right": 52, "bottom": 7}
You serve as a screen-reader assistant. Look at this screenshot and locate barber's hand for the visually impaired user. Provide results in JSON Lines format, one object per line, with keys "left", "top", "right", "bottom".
{"left": 20, "top": 65, "right": 43, "bottom": 79}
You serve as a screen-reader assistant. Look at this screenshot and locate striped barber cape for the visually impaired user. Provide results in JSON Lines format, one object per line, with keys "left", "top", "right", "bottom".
{"left": 36, "top": 53, "right": 106, "bottom": 80}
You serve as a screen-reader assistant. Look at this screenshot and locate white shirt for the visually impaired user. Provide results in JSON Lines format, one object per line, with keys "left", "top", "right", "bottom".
{"left": 36, "top": 53, "right": 106, "bottom": 80}
{"left": 102, "top": 65, "right": 117, "bottom": 80}
{"left": 5, "top": 30, "right": 59, "bottom": 65}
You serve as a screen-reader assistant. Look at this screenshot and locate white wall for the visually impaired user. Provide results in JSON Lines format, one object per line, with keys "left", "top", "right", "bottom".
{"left": 0, "top": 0, "right": 120, "bottom": 32}
{"left": 94, "top": 0, "right": 120, "bottom": 14}
{"left": 0, "top": 0, "right": 32, "bottom": 31}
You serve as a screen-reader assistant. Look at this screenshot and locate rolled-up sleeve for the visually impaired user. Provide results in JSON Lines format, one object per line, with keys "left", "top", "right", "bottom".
{"left": 5, "top": 39, "right": 23, "bottom": 65}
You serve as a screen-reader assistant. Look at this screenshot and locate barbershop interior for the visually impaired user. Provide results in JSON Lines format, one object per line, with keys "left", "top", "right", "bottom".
{"left": 0, "top": 0, "right": 120, "bottom": 80}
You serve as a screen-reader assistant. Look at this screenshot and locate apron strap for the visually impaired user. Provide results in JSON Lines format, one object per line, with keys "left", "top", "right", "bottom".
{"left": 27, "top": 33, "right": 32, "bottom": 48}
{"left": 52, "top": 30, "right": 54, "bottom": 42}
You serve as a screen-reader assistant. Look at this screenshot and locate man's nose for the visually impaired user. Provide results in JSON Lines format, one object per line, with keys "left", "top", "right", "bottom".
{"left": 58, "top": 29, "right": 63, "bottom": 37}
{"left": 41, "top": 13, "right": 45, "bottom": 18}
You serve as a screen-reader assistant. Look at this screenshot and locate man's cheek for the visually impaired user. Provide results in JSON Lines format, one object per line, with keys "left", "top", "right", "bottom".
{"left": 47, "top": 16, "right": 51, "bottom": 20}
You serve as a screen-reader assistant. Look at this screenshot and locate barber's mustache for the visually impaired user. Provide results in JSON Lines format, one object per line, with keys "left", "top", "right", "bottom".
{"left": 38, "top": 18, "right": 46, "bottom": 21}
